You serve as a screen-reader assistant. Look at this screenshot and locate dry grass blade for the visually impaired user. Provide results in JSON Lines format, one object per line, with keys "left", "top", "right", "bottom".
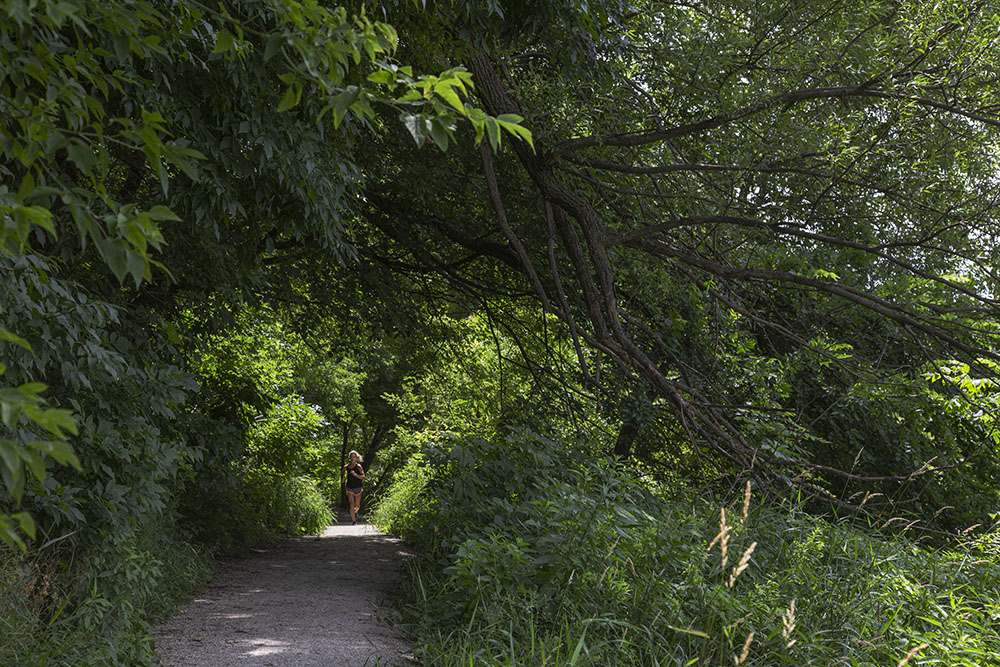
{"left": 858, "top": 492, "right": 883, "bottom": 509}
{"left": 742, "top": 480, "right": 751, "bottom": 522}
{"left": 606, "top": 536, "right": 620, "bottom": 558}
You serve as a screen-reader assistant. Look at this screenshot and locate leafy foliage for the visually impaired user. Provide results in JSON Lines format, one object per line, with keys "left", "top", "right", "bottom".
{"left": 0, "top": 0, "right": 532, "bottom": 547}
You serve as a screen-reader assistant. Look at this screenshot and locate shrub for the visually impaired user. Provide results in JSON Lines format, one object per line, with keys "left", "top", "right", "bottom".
{"left": 371, "top": 453, "right": 434, "bottom": 537}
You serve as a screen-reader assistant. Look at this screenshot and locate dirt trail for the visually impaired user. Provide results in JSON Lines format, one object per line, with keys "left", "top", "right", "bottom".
{"left": 154, "top": 512, "right": 416, "bottom": 666}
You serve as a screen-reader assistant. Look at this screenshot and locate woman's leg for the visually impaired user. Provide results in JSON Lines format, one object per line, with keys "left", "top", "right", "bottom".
{"left": 348, "top": 491, "right": 361, "bottom": 521}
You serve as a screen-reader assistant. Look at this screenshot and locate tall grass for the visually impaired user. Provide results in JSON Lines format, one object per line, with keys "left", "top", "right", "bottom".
{"left": 0, "top": 515, "right": 211, "bottom": 666}
{"left": 375, "top": 431, "right": 1000, "bottom": 666}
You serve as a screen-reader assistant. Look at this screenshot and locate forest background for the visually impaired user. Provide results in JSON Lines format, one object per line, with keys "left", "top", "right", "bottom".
{"left": 2, "top": 0, "right": 1000, "bottom": 664}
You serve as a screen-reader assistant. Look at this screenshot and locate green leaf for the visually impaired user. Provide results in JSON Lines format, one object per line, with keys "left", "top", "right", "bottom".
{"left": 13, "top": 512, "right": 35, "bottom": 540}
{"left": 17, "top": 206, "right": 55, "bottom": 234}
{"left": 277, "top": 85, "right": 297, "bottom": 112}
{"left": 1, "top": 401, "right": 24, "bottom": 429}
{"left": 428, "top": 118, "right": 450, "bottom": 151}
{"left": 212, "top": 29, "right": 236, "bottom": 54}
{"left": 17, "top": 171, "right": 35, "bottom": 200}
{"left": 6, "top": 0, "right": 33, "bottom": 28}
{"left": 509, "top": 123, "right": 533, "bottom": 148}
{"left": 376, "top": 22, "right": 398, "bottom": 49}
{"left": 264, "top": 33, "right": 284, "bottom": 61}
{"left": 37, "top": 408, "right": 78, "bottom": 438}
{"left": 0, "top": 326, "right": 33, "bottom": 352}
{"left": 126, "top": 248, "right": 146, "bottom": 286}
{"left": 148, "top": 205, "right": 180, "bottom": 222}
{"left": 18, "top": 382, "right": 47, "bottom": 396}
{"left": 434, "top": 81, "right": 465, "bottom": 113}
{"left": 0, "top": 518, "right": 26, "bottom": 550}
{"left": 667, "top": 625, "right": 710, "bottom": 638}
{"left": 0, "top": 440, "right": 22, "bottom": 482}
{"left": 367, "top": 70, "right": 394, "bottom": 85}
{"left": 330, "top": 86, "right": 360, "bottom": 128}
{"left": 399, "top": 112, "right": 426, "bottom": 147}
{"left": 20, "top": 448, "right": 45, "bottom": 485}
{"left": 45, "top": 1, "right": 79, "bottom": 28}
{"left": 33, "top": 439, "right": 81, "bottom": 469}
{"left": 97, "top": 236, "right": 129, "bottom": 282}
{"left": 496, "top": 113, "right": 524, "bottom": 124}
{"left": 162, "top": 148, "right": 200, "bottom": 181}
{"left": 66, "top": 141, "right": 96, "bottom": 172}
{"left": 0, "top": 462, "right": 22, "bottom": 502}
{"left": 495, "top": 114, "right": 533, "bottom": 148}
{"left": 165, "top": 321, "right": 182, "bottom": 344}
{"left": 486, "top": 118, "right": 501, "bottom": 151}
{"left": 395, "top": 89, "right": 423, "bottom": 103}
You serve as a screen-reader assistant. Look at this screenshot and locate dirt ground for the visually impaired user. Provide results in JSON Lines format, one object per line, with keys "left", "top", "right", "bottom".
{"left": 154, "top": 511, "right": 416, "bottom": 666}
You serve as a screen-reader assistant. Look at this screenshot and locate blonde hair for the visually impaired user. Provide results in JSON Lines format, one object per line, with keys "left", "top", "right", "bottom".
{"left": 348, "top": 450, "right": 362, "bottom": 463}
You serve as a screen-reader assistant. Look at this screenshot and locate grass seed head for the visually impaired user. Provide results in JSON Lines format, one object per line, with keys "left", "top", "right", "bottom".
{"left": 782, "top": 598, "right": 797, "bottom": 648}
{"left": 727, "top": 541, "right": 757, "bottom": 588}
{"left": 742, "top": 480, "right": 751, "bottom": 522}
{"left": 720, "top": 508, "right": 730, "bottom": 569}
{"left": 734, "top": 631, "right": 754, "bottom": 665}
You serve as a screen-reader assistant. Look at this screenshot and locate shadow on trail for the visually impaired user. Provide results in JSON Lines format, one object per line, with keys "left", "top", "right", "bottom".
{"left": 155, "top": 512, "right": 415, "bottom": 666}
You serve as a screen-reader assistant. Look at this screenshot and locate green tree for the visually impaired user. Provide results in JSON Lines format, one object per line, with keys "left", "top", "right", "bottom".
{"left": 350, "top": 0, "right": 1000, "bottom": 522}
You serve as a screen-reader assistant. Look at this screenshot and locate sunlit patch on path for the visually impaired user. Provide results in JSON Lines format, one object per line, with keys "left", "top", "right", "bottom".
{"left": 154, "top": 513, "right": 415, "bottom": 666}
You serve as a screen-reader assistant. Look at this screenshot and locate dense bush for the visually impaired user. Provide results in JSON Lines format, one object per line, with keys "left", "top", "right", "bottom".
{"left": 180, "top": 464, "right": 332, "bottom": 555}
{"left": 376, "top": 432, "right": 1000, "bottom": 666}
{"left": 0, "top": 256, "right": 214, "bottom": 664}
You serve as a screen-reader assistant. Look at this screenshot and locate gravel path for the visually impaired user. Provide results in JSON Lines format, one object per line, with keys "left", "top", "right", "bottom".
{"left": 154, "top": 512, "right": 416, "bottom": 666}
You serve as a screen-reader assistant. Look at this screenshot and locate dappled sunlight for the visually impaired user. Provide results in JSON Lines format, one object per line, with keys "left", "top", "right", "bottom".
{"left": 244, "top": 638, "right": 292, "bottom": 657}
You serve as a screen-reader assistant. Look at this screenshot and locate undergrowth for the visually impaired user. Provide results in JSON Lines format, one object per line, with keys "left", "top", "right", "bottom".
{"left": 181, "top": 465, "right": 333, "bottom": 555}
{"left": 374, "top": 431, "right": 1000, "bottom": 666}
{"left": 1, "top": 466, "right": 332, "bottom": 664}
{"left": 0, "top": 515, "right": 211, "bottom": 666}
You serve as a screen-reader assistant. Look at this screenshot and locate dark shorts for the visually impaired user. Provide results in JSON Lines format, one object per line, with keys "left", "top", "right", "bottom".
{"left": 346, "top": 487, "right": 363, "bottom": 495}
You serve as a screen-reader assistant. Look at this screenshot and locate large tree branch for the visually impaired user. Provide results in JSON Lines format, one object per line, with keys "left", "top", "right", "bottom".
{"left": 612, "top": 214, "right": 1000, "bottom": 310}
{"left": 639, "top": 238, "right": 1000, "bottom": 363}
{"left": 551, "top": 86, "right": 1000, "bottom": 157}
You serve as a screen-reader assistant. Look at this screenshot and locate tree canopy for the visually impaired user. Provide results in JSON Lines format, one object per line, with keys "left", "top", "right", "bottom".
{"left": 4, "top": 0, "right": 1000, "bottom": 541}
{"left": 352, "top": 0, "right": 1000, "bottom": 514}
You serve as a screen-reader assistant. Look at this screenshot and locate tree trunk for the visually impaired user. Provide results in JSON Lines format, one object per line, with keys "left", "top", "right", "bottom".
{"left": 340, "top": 421, "right": 350, "bottom": 509}
{"left": 614, "top": 421, "right": 637, "bottom": 458}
